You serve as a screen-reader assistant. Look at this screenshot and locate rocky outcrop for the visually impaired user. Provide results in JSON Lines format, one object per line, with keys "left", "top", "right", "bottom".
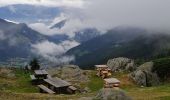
{"left": 94, "top": 88, "right": 132, "bottom": 100}
{"left": 107, "top": 57, "right": 136, "bottom": 72}
{"left": 0, "top": 68, "right": 15, "bottom": 78}
{"left": 129, "top": 62, "right": 160, "bottom": 87}
{"left": 48, "top": 65, "right": 89, "bottom": 83}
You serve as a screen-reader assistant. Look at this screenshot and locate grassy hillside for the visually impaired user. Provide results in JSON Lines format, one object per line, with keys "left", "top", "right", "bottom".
{"left": 67, "top": 28, "right": 170, "bottom": 68}
{"left": 0, "top": 67, "right": 170, "bottom": 100}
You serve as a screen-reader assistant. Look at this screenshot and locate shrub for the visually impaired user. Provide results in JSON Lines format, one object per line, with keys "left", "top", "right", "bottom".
{"left": 152, "top": 58, "right": 170, "bottom": 81}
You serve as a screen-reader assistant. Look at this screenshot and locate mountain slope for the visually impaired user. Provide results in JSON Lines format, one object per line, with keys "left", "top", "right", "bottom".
{"left": 0, "top": 18, "right": 49, "bottom": 61}
{"left": 67, "top": 28, "right": 170, "bottom": 68}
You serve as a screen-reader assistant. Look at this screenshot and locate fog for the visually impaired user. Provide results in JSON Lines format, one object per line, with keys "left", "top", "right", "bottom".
{"left": 31, "top": 40, "right": 79, "bottom": 64}
{"left": 65, "top": 0, "right": 170, "bottom": 32}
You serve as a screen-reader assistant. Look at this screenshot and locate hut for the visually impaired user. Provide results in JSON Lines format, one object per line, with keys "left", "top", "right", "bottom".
{"left": 95, "top": 65, "right": 112, "bottom": 78}
{"left": 104, "top": 78, "right": 120, "bottom": 88}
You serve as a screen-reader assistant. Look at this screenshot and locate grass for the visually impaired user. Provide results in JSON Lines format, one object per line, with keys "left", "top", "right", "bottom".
{"left": 0, "top": 68, "right": 38, "bottom": 93}
{"left": 1, "top": 68, "right": 170, "bottom": 100}
{"left": 88, "top": 71, "right": 103, "bottom": 92}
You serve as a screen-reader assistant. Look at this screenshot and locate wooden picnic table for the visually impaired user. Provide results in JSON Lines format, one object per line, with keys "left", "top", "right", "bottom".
{"left": 43, "top": 77, "right": 76, "bottom": 94}
{"left": 44, "top": 77, "right": 71, "bottom": 88}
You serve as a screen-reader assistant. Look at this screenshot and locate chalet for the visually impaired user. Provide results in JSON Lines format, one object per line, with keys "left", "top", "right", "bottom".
{"left": 104, "top": 78, "right": 120, "bottom": 88}
{"left": 95, "top": 65, "right": 112, "bottom": 78}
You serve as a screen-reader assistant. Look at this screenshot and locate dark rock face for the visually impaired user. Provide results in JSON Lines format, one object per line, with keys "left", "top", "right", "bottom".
{"left": 129, "top": 62, "right": 160, "bottom": 87}
{"left": 107, "top": 57, "right": 136, "bottom": 72}
{"left": 94, "top": 88, "right": 132, "bottom": 100}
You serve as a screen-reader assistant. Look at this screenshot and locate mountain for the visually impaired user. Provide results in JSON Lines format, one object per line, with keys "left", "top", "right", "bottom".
{"left": 67, "top": 27, "right": 170, "bottom": 68}
{"left": 50, "top": 19, "right": 67, "bottom": 29}
{"left": 0, "top": 4, "right": 61, "bottom": 23}
{"left": 0, "top": 18, "right": 48, "bottom": 61}
{"left": 74, "top": 28, "right": 101, "bottom": 43}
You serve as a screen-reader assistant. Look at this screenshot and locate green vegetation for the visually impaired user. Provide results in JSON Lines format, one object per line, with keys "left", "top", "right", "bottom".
{"left": 29, "top": 58, "right": 40, "bottom": 70}
{"left": 88, "top": 71, "right": 103, "bottom": 92}
{"left": 0, "top": 67, "right": 170, "bottom": 100}
{"left": 153, "top": 57, "right": 170, "bottom": 81}
{"left": 0, "top": 68, "right": 38, "bottom": 93}
{"left": 8, "top": 69, "right": 38, "bottom": 93}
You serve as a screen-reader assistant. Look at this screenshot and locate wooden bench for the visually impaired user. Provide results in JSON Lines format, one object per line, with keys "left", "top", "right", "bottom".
{"left": 37, "top": 84, "right": 55, "bottom": 94}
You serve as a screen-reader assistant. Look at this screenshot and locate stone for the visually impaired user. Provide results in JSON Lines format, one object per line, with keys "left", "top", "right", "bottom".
{"left": 48, "top": 65, "right": 89, "bottom": 83}
{"left": 94, "top": 88, "right": 132, "bottom": 100}
{"left": 107, "top": 57, "right": 136, "bottom": 72}
{"left": 129, "top": 62, "right": 160, "bottom": 87}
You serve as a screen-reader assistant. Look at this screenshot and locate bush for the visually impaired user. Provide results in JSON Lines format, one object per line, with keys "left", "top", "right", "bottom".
{"left": 152, "top": 58, "right": 170, "bottom": 81}
{"left": 29, "top": 58, "right": 40, "bottom": 71}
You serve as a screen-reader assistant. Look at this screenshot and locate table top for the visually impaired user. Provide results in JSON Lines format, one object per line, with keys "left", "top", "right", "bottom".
{"left": 34, "top": 70, "right": 48, "bottom": 75}
{"left": 44, "top": 77, "right": 71, "bottom": 88}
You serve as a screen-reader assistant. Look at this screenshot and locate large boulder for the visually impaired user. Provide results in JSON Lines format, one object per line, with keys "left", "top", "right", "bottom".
{"left": 0, "top": 68, "right": 15, "bottom": 78}
{"left": 94, "top": 88, "right": 132, "bottom": 100}
{"left": 48, "top": 65, "right": 89, "bottom": 83}
{"left": 129, "top": 62, "right": 160, "bottom": 87}
{"left": 107, "top": 57, "right": 136, "bottom": 72}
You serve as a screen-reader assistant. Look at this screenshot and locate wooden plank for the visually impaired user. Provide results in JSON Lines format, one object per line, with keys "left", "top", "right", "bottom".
{"left": 104, "top": 78, "right": 120, "bottom": 84}
{"left": 35, "top": 70, "right": 48, "bottom": 75}
{"left": 68, "top": 86, "right": 77, "bottom": 91}
{"left": 95, "top": 65, "right": 108, "bottom": 68}
{"left": 37, "top": 84, "right": 55, "bottom": 94}
{"left": 44, "top": 77, "right": 71, "bottom": 88}
{"left": 30, "top": 75, "right": 36, "bottom": 80}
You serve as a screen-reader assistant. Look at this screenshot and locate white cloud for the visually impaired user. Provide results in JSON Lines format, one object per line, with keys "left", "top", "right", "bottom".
{"left": 31, "top": 40, "right": 79, "bottom": 64}
{"left": 80, "top": 0, "right": 170, "bottom": 32}
{"left": 0, "top": 0, "right": 86, "bottom": 8}
{"left": 29, "top": 23, "right": 59, "bottom": 36}
{"left": 37, "top": 0, "right": 170, "bottom": 33}
{"left": 29, "top": 13, "right": 90, "bottom": 37}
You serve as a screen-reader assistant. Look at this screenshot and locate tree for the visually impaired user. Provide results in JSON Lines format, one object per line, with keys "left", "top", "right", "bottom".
{"left": 29, "top": 58, "right": 40, "bottom": 70}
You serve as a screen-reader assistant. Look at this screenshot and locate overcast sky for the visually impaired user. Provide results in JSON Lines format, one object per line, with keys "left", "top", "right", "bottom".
{"left": 1, "top": 0, "right": 170, "bottom": 32}
{"left": 0, "top": 0, "right": 85, "bottom": 8}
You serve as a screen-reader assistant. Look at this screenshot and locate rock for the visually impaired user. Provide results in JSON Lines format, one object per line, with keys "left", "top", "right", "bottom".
{"left": 48, "top": 65, "right": 89, "bottom": 83}
{"left": 84, "top": 87, "right": 91, "bottom": 93}
{"left": 94, "top": 88, "right": 132, "bottom": 100}
{"left": 107, "top": 57, "right": 136, "bottom": 72}
{"left": 78, "top": 97, "right": 93, "bottom": 100}
{"left": 0, "top": 68, "right": 15, "bottom": 78}
{"left": 129, "top": 62, "right": 160, "bottom": 87}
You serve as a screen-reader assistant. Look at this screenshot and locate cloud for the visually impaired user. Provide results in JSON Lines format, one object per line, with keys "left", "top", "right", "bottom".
{"left": 79, "top": 0, "right": 170, "bottom": 32}
{"left": 29, "top": 13, "right": 90, "bottom": 37}
{"left": 29, "top": 13, "right": 84, "bottom": 37}
{"left": 31, "top": 40, "right": 79, "bottom": 64}
{"left": 39, "top": 0, "right": 170, "bottom": 33}
{"left": 29, "top": 23, "right": 59, "bottom": 36}
{"left": 0, "top": 0, "right": 86, "bottom": 8}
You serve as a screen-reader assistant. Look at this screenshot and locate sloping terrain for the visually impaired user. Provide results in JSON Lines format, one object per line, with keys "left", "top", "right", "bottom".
{"left": 67, "top": 28, "right": 170, "bottom": 68}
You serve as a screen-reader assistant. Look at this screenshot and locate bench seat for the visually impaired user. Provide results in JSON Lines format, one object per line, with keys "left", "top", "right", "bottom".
{"left": 37, "top": 84, "right": 55, "bottom": 94}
